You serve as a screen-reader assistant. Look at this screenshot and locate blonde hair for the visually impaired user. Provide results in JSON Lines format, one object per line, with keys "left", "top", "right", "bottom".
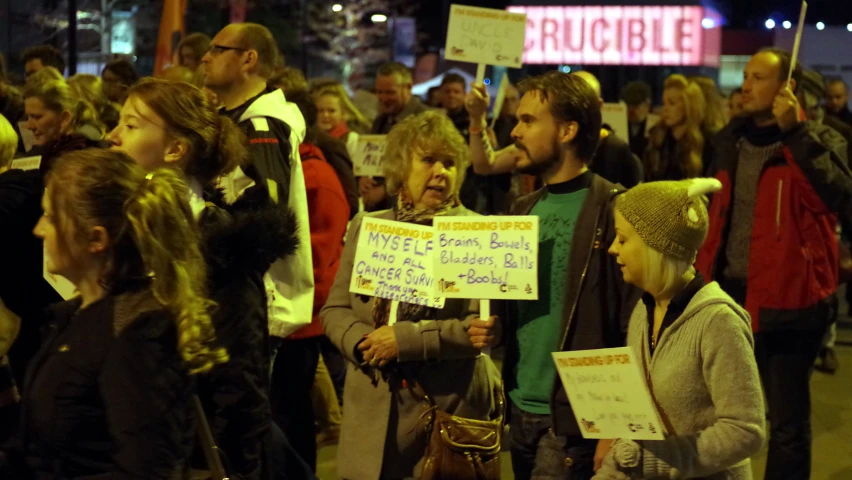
{"left": 68, "top": 74, "right": 119, "bottom": 131}
{"left": 0, "top": 114, "right": 16, "bottom": 168}
{"left": 313, "top": 84, "right": 371, "bottom": 132}
{"left": 642, "top": 247, "right": 694, "bottom": 298}
{"left": 645, "top": 74, "right": 706, "bottom": 180}
{"left": 46, "top": 149, "right": 228, "bottom": 374}
{"left": 23, "top": 70, "right": 104, "bottom": 137}
{"left": 382, "top": 110, "right": 470, "bottom": 197}
{"left": 689, "top": 75, "right": 727, "bottom": 134}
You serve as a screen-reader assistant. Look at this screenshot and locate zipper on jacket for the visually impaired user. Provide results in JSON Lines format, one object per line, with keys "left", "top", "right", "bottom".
{"left": 776, "top": 180, "right": 783, "bottom": 239}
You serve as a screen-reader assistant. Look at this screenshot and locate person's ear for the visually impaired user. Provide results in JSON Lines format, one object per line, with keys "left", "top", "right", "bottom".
{"left": 164, "top": 138, "right": 189, "bottom": 164}
{"left": 557, "top": 121, "right": 579, "bottom": 145}
{"left": 88, "top": 226, "right": 110, "bottom": 254}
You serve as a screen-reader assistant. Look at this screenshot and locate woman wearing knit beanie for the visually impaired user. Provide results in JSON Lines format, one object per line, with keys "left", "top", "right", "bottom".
{"left": 594, "top": 178, "right": 766, "bottom": 480}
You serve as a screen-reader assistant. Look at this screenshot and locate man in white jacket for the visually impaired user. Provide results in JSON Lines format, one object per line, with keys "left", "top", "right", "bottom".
{"left": 202, "top": 22, "right": 314, "bottom": 344}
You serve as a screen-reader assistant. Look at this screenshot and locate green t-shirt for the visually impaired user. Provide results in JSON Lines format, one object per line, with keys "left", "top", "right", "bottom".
{"left": 508, "top": 186, "right": 589, "bottom": 414}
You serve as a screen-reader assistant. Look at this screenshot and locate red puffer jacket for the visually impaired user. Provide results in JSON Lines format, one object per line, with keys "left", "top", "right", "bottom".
{"left": 696, "top": 119, "right": 851, "bottom": 332}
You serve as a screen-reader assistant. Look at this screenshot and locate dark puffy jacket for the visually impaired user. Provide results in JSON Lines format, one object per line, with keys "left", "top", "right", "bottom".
{"left": 196, "top": 185, "right": 299, "bottom": 479}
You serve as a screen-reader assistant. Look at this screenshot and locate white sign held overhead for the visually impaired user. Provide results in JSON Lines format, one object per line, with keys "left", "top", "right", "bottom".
{"left": 552, "top": 347, "right": 666, "bottom": 441}
{"left": 353, "top": 135, "right": 388, "bottom": 178}
{"left": 349, "top": 217, "right": 445, "bottom": 309}
{"left": 445, "top": 5, "right": 527, "bottom": 70}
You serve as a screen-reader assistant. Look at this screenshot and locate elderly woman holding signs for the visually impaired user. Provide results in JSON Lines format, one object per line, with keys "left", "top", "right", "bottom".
{"left": 321, "top": 110, "right": 502, "bottom": 480}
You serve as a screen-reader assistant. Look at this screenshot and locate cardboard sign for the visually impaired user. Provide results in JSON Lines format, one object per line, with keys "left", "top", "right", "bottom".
{"left": 445, "top": 5, "right": 527, "bottom": 69}
{"left": 349, "top": 217, "right": 445, "bottom": 309}
{"left": 552, "top": 347, "right": 665, "bottom": 440}
{"left": 353, "top": 135, "right": 387, "bottom": 177}
{"left": 43, "top": 246, "right": 77, "bottom": 300}
{"left": 432, "top": 216, "right": 538, "bottom": 300}
{"left": 10, "top": 156, "right": 42, "bottom": 171}
{"left": 601, "top": 103, "right": 629, "bottom": 143}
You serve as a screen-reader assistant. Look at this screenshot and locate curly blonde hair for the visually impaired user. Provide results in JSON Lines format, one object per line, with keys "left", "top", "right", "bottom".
{"left": 46, "top": 149, "right": 228, "bottom": 374}
{"left": 644, "top": 74, "right": 706, "bottom": 180}
{"left": 382, "top": 110, "right": 470, "bottom": 197}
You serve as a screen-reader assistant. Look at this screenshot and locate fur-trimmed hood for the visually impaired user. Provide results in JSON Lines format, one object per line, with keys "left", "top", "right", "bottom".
{"left": 199, "top": 185, "right": 299, "bottom": 283}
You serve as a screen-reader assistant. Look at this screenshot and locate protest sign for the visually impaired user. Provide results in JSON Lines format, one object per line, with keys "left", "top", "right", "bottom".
{"left": 43, "top": 246, "right": 77, "bottom": 300}
{"left": 552, "top": 347, "right": 665, "bottom": 441}
{"left": 602, "top": 103, "right": 629, "bottom": 143}
{"left": 432, "top": 216, "right": 538, "bottom": 300}
{"left": 353, "top": 135, "right": 387, "bottom": 177}
{"left": 445, "top": 4, "right": 527, "bottom": 81}
{"left": 10, "top": 156, "right": 42, "bottom": 171}
{"left": 349, "top": 217, "right": 445, "bottom": 309}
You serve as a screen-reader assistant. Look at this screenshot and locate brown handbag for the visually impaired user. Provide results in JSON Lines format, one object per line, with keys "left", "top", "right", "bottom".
{"left": 419, "top": 383, "right": 505, "bottom": 480}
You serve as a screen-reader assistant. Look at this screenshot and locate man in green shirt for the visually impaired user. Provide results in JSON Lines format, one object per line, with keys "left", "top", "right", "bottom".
{"left": 468, "top": 72, "right": 640, "bottom": 479}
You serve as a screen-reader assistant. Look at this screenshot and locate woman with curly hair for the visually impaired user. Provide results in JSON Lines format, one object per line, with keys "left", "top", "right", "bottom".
{"left": 1, "top": 149, "right": 227, "bottom": 478}
{"left": 643, "top": 75, "right": 711, "bottom": 181}
{"left": 321, "top": 110, "right": 502, "bottom": 479}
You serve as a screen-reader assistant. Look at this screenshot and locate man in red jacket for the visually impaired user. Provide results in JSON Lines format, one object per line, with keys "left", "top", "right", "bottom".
{"left": 696, "top": 48, "right": 851, "bottom": 480}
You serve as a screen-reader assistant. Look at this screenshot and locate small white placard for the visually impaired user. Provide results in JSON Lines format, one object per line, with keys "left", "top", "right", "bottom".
{"left": 552, "top": 347, "right": 665, "bottom": 440}
{"left": 353, "top": 135, "right": 388, "bottom": 177}
{"left": 349, "top": 217, "right": 444, "bottom": 309}
{"left": 444, "top": 5, "right": 527, "bottom": 69}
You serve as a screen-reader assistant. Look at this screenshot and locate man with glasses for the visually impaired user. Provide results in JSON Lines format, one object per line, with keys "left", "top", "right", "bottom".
{"left": 202, "top": 22, "right": 315, "bottom": 478}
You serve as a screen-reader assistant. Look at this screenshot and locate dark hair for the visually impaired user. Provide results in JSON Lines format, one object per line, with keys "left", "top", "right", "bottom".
{"left": 620, "top": 81, "right": 651, "bottom": 105}
{"left": 0, "top": 53, "right": 7, "bottom": 84}
{"left": 376, "top": 62, "right": 412, "bottom": 84}
{"left": 758, "top": 47, "right": 803, "bottom": 89}
{"left": 22, "top": 45, "right": 66, "bottom": 73}
{"left": 270, "top": 67, "right": 308, "bottom": 96}
{"left": 127, "top": 78, "right": 248, "bottom": 186}
{"left": 518, "top": 71, "right": 602, "bottom": 161}
{"left": 103, "top": 58, "right": 139, "bottom": 86}
{"left": 441, "top": 73, "right": 466, "bottom": 90}
{"left": 286, "top": 88, "right": 319, "bottom": 143}
{"left": 236, "top": 23, "right": 280, "bottom": 79}
{"left": 177, "top": 33, "right": 211, "bottom": 67}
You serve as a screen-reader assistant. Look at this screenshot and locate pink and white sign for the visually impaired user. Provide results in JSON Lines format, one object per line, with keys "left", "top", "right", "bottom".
{"left": 507, "top": 5, "right": 719, "bottom": 67}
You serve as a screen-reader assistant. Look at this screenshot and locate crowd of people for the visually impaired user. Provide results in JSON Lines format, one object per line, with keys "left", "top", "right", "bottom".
{"left": 0, "top": 20, "right": 848, "bottom": 480}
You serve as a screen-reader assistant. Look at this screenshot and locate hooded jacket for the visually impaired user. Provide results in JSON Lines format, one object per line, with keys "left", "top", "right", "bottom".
{"left": 606, "top": 282, "right": 765, "bottom": 480}
{"left": 220, "top": 87, "right": 315, "bottom": 339}
{"left": 196, "top": 184, "right": 300, "bottom": 480}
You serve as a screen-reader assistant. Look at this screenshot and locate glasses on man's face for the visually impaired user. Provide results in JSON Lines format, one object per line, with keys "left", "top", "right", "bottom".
{"left": 207, "top": 44, "right": 248, "bottom": 56}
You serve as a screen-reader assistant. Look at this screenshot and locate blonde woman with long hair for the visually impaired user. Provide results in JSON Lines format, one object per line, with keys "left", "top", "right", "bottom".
{"left": 643, "top": 75, "right": 710, "bottom": 181}
{"left": 0, "top": 150, "right": 227, "bottom": 478}
{"left": 314, "top": 84, "right": 371, "bottom": 153}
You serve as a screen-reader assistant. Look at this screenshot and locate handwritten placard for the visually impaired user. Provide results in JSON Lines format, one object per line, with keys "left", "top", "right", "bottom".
{"left": 10, "top": 156, "right": 42, "bottom": 171}
{"left": 445, "top": 5, "right": 527, "bottom": 69}
{"left": 349, "top": 217, "right": 445, "bottom": 308}
{"left": 552, "top": 347, "right": 665, "bottom": 440}
{"left": 353, "top": 135, "right": 388, "bottom": 177}
{"left": 432, "top": 216, "right": 538, "bottom": 300}
{"left": 43, "top": 246, "right": 77, "bottom": 300}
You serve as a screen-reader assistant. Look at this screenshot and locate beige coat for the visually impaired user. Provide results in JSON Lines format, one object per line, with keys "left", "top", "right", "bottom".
{"left": 321, "top": 207, "right": 502, "bottom": 480}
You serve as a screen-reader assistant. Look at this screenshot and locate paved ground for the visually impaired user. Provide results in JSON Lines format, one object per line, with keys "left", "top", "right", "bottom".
{"left": 317, "top": 295, "right": 852, "bottom": 479}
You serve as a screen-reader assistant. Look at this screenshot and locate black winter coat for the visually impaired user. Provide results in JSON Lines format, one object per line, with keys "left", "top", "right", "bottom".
{"left": 195, "top": 185, "right": 299, "bottom": 480}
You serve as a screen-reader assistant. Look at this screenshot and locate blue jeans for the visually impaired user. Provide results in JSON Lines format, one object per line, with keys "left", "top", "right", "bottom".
{"left": 509, "top": 402, "right": 596, "bottom": 480}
